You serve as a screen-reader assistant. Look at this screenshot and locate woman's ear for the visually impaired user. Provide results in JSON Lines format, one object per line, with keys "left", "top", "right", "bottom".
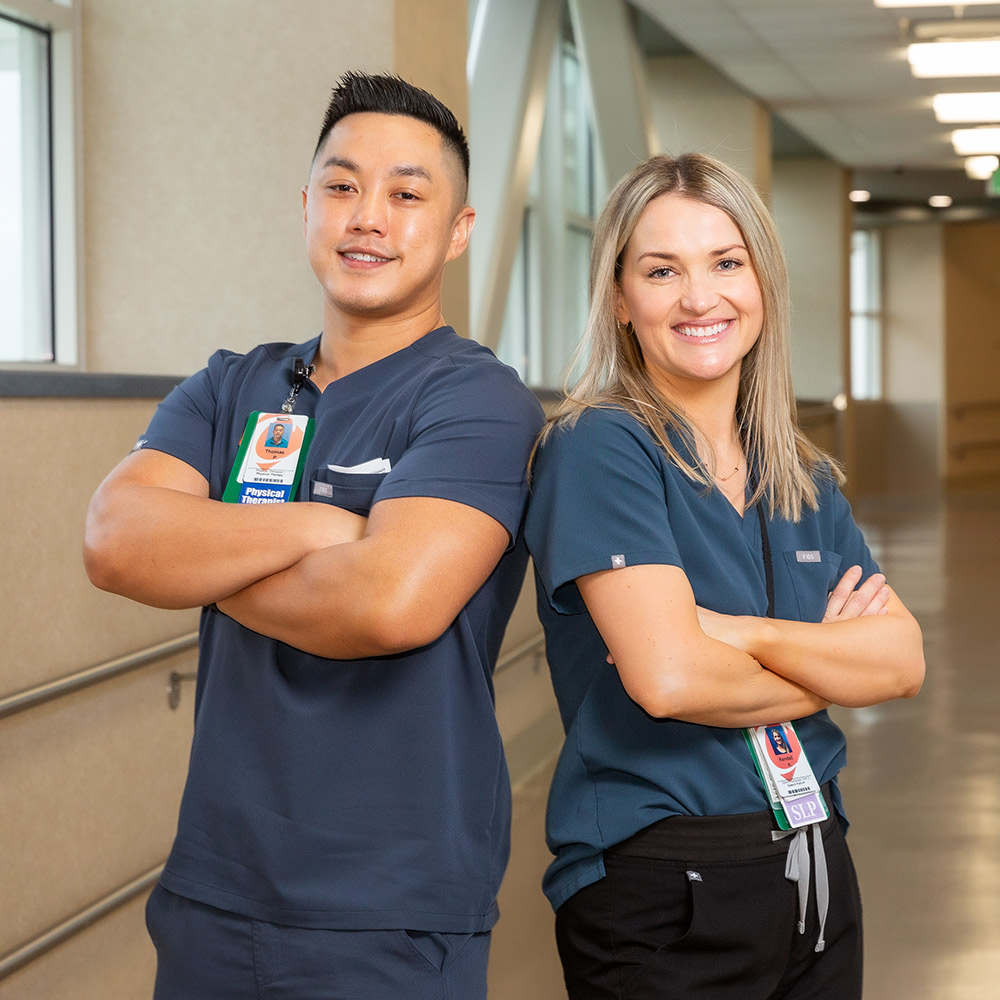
{"left": 613, "top": 285, "right": 630, "bottom": 327}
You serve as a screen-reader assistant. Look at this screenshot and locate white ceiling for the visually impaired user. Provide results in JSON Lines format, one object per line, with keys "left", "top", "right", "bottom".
{"left": 632, "top": 0, "right": 1000, "bottom": 218}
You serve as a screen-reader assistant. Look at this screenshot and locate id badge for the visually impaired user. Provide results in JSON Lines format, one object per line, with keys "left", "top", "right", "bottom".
{"left": 743, "top": 722, "right": 829, "bottom": 830}
{"left": 222, "top": 412, "right": 314, "bottom": 504}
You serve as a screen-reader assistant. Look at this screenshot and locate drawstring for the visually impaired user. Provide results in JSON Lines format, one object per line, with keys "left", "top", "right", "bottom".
{"left": 773, "top": 823, "right": 829, "bottom": 952}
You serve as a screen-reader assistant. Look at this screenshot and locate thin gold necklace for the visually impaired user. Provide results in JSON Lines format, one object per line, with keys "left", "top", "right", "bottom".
{"left": 715, "top": 464, "right": 741, "bottom": 483}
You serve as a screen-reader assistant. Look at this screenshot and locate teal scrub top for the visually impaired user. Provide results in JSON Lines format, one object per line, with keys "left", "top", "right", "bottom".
{"left": 525, "top": 406, "right": 878, "bottom": 912}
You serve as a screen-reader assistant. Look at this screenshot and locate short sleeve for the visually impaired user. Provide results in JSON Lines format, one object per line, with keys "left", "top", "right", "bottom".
{"left": 138, "top": 356, "right": 231, "bottom": 479}
{"left": 373, "top": 360, "right": 545, "bottom": 540}
{"left": 525, "top": 408, "right": 683, "bottom": 614}
{"left": 828, "top": 480, "right": 880, "bottom": 577}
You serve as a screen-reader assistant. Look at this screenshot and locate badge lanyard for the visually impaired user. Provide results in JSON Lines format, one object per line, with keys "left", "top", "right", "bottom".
{"left": 744, "top": 496, "right": 827, "bottom": 830}
{"left": 222, "top": 357, "right": 316, "bottom": 505}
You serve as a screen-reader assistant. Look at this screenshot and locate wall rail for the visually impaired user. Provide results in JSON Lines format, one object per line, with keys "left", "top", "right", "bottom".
{"left": 0, "top": 630, "right": 546, "bottom": 977}
{"left": 0, "top": 632, "right": 199, "bottom": 721}
{"left": 0, "top": 865, "right": 163, "bottom": 981}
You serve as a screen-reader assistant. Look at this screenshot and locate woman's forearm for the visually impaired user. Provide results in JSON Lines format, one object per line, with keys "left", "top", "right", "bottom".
{"left": 704, "top": 596, "right": 924, "bottom": 707}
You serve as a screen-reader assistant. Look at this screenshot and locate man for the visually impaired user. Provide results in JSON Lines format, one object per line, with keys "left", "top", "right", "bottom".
{"left": 85, "top": 72, "right": 543, "bottom": 999}
{"left": 264, "top": 420, "right": 288, "bottom": 449}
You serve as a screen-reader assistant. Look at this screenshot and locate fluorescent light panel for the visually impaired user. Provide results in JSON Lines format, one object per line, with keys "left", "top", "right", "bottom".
{"left": 965, "top": 155, "right": 999, "bottom": 179}
{"left": 952, "top": 127, "right": 1000, "bottom": 154}
{"left": 908, "top": 40, "right": 1000, "bottom": 77}
{"left": 933, "top": 92, "right": 1000, "bottom": 123}
{"left": 876, "top": 0, "right": 999, "bottom": 7}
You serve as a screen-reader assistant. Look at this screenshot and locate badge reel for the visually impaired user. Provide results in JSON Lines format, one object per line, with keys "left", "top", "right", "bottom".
{"left": 223, "top": 358, "right": 316, "bottom": 504}
{"left": 743, "top": 722, "right": 829, "bottom": 830}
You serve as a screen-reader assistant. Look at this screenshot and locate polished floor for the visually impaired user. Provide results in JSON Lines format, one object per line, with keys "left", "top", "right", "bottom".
{"left": 487, "top": 484, "right": 1000, "bottom": 1000}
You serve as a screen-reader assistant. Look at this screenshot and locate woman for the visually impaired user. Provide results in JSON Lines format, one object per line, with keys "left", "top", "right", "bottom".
{"left": 525, "top": 153, "right": 924, "bottom": 1000}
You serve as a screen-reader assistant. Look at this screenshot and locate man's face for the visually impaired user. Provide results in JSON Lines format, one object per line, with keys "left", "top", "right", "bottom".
{"left": 302, "top": 113, "right": 474, "bottom": 325}
{"left": 272, "top": 423, "right": 286, "bottom": 442}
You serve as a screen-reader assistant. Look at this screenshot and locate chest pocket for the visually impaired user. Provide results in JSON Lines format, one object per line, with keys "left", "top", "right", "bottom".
{"left": 308, "top": 469, "right": 387, "bottom": 516}
{"left": 782, "top": 549, "right": 842, "bottom": 622}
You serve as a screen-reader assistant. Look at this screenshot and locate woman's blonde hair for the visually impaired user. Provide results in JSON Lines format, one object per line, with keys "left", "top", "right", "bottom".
{"left": 541, "top": 152, "right": 841, "bottom": 521}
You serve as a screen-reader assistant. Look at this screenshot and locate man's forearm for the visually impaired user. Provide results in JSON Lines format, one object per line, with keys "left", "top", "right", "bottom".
{"left": 217, "top": 496, "right": 513, "bottom": 659}
{"left": 85, "top": 483, "right": 367, "bottom": 609}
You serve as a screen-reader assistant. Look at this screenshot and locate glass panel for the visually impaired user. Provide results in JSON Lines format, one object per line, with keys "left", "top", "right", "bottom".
{"left": 849, "top": 230, "right": 882, "bottom": 400}
{"left": 559, "top": 225, "right": 592, "bottom": 385}
{"left": 561, "top": 43, "right": 595, "bottom": 218}
{"left": 0, "top": 14, "right": 53, "bottom": 362}
{"left": 496, "top": 213, "right": 530, "bottom": 381}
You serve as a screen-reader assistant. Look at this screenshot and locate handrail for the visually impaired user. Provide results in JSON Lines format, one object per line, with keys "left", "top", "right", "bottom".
{"left": 0, "top": 623, "right": 540, "bottom": 722}
{"left": 0, "top": 630, "right": 548, "bottom": 979}
{"left": 0, "top": 864, "right": 164, "bottom": 981}
{"left": 951, "top": 399, "right": 1000, "bottom": 418}
{"left": 952, "top": 438, "right": 1000, "bottom": 458}
{"left": 0, "top": 632, "right": 199, "bottom": 721}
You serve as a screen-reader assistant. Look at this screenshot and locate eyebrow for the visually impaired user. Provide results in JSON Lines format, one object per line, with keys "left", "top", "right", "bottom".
{"left": 637, "top": 244, "right": 748, "bottom": 262}
{"left": 318, "top": 156, "right": 433, "bottom": 183}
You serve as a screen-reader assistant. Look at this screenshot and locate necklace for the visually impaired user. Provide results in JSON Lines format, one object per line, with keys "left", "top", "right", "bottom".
{"left": 715, "top": 464, "right": 741, "bottom": 483}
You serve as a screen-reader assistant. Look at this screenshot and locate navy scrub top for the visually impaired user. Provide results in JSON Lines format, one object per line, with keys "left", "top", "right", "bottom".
{"left": 525, "top": 406, "right": 879, "bottom": 912}
{"left": 140, "top": 327, "right": 545, "bottom": 932}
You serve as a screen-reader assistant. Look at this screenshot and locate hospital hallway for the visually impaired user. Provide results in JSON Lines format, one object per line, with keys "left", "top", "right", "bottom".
{"left": 486, "top": 483, "right": 1000, "bottom": 1000}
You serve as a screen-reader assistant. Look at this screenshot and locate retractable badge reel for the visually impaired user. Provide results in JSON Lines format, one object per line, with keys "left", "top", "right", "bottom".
{"left": 222, "top": 358, "right": 317, "bottom": 504}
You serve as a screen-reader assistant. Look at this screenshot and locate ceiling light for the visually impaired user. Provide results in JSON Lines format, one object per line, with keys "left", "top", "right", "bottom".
{"left": 908, "top": 40, "right": 1000, "bottom": 77}
{"left": 965, "top": 154, "right": 1000, "bottom": 179}
{"left": 928, "top": 195, "right": 953, "bottom": 208}
{"left": 952, "top": 127, "right": 1000, "bottom": 154}
{"left": 849, "top": 189, "right": 872, "bottom": 203}
{"left": 876, "top": 0, "right": 998, "bottom": 6}
{"left": 933, "top": 92, "right": 1000, "bottom": 123}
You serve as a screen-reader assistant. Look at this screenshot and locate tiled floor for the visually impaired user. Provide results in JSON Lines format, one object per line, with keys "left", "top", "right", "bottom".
{"left": 488, "top": 485, "right": 1000, "bottom": 999}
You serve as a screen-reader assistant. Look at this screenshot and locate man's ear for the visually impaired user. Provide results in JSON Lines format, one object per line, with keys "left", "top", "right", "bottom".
{"left": 301, "top": 186, "right": 309, "bottom": 234}
{"left": 446, "top": 207, "right": 475, "bottom": 262}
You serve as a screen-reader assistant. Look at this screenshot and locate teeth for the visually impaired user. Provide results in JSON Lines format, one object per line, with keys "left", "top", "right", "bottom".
{"left": 344, "top": 252, "right": 389, "bottom": 263}
{"left": 676, "top": 321, "right": 728, "bottom": 338}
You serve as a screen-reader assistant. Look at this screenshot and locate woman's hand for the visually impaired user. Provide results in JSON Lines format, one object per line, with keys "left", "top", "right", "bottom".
{"left": 695, "top": 566, "right": 891, "bottom": 648}
{"left": 822, "top": 565, "right": 890, "bottom": 622}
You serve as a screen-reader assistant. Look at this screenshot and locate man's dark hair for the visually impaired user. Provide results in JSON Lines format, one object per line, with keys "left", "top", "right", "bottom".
{"left": 313, "top": 71, "right": 470, "bottom": 186}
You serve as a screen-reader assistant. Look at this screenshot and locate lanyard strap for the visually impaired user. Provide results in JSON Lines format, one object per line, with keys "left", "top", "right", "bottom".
{"left": 755, "top": 502, "right": 776, "bottom": 619}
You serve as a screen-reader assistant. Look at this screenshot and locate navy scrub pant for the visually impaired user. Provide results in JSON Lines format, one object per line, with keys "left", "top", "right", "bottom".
{"left": 145, "top": 884, "right": 490, "bottom": 1000}
{"left": 555, "top": 798, "right": 863, "bottom": 1000}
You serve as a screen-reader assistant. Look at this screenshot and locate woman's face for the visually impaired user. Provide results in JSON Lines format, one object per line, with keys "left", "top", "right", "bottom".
{"left": 614, "top": 194, "right": 764, "bottom": 400}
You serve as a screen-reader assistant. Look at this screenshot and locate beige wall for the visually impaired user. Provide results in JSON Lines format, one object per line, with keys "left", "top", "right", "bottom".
{"left": 772, "top": 157, "right": 850, "bottom": 404}
{"left": 0, "top": 396, "right": 197, "bottom": 997}
{"left": 395, "top": 0, "right": 471, "bottom": 334}
{"left": 82, "top": 0, "right": 395, "bottom": 376}
{"left": 943, "top": 221, "right": 1000, "bottom": 485}
{"left": 644, "top": 54, "right": 771, "bottom": 197}
{"left": 860, "top": 224, "right": 944, "bottom": 494}
{"left": 1, "top": 1, "right": 495, "bottom": 996}
{"left": 852, "top": 219, "right": 1000, "bottom": 493}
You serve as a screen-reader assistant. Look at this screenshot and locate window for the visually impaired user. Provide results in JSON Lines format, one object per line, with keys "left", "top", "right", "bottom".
{"left": 849, "top": 229, "right": 882, "bottom": 400}
{"left": 496, "top": 16, "right": 598, "bottom": 388}
{"left": 0, "top": 2, "right": 77, "bottom": 366}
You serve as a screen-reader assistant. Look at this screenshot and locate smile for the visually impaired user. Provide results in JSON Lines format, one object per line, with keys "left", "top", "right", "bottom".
{"left": 674, "top": 320, "right": 731, "bottom": 339}
{"left": 342, "top": 252, "right": 392, "bottom": 263}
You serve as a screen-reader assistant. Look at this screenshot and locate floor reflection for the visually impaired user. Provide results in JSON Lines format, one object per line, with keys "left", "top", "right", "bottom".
{"left": 489, "top": 485, "right": 1000, "bottom": 1000}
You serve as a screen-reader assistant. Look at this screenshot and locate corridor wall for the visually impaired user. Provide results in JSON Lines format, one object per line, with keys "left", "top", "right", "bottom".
{"left": 0, "top": 1, "right": 471, "bottom": 996}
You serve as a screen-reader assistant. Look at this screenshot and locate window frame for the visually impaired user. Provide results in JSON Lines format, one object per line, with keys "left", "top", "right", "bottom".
{"left": 0, "top": 0, "right": 80, "bottom": 370}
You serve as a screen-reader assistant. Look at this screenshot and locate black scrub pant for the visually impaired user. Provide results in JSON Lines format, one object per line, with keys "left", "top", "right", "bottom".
{"left": 556, "top": 795, "right": 863, "bottom": 1000}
